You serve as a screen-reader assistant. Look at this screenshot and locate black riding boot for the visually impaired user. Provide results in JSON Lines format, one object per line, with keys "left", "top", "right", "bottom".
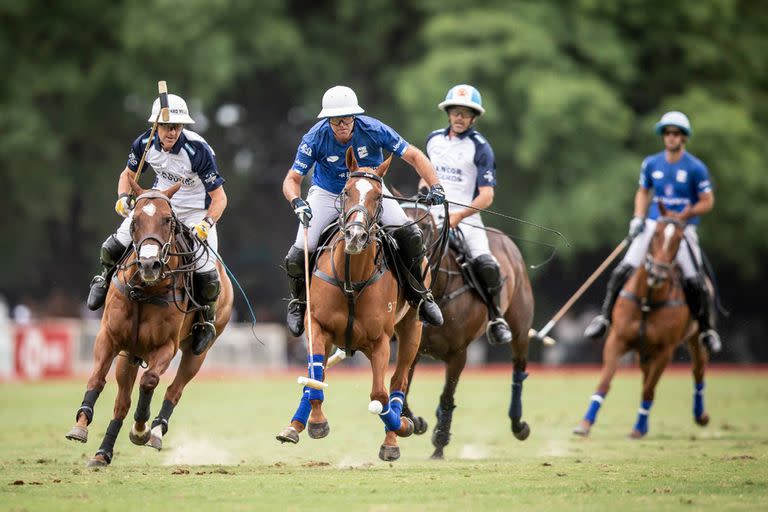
{"left": 191, "top": 269, "right": 221, "bottom": 355}
{"left": 584, "top": 263, "right": 634, "bottom": 340}
{"left": 682, "top": 277, "right": 721, "bottom": 354}
{"left": 392, "top": 224, "right": 443, "bottom": 326}
{"left": 285, "top": 245, "right": 307, "bottom": 337}
{"left": 87, "top": 235, "right": 128, "bottom": 311}
{"left": 472, "top": 254, "right": 512, "bottom": 345}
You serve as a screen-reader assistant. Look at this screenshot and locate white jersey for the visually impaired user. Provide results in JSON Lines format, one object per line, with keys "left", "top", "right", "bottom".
{"left": 425, "top": 127, "right": 496, "bottom": 208}
{"left": 127, "top": 129, "right": 225, "bottom": 213}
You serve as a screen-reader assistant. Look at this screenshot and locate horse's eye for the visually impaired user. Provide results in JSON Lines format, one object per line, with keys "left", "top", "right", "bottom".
{"left": 165, "top": 217, "right": 172, "bottom": 224}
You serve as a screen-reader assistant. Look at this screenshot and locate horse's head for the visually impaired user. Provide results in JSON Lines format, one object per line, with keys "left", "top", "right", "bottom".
{"left": 645, "top": 203, "right": 688, "bottom": 288}
{"left": 128, "top": 180, "right": 182, "bottom": 284}
{"left": 340, "top": 146, "right": 390, "bottom": 254}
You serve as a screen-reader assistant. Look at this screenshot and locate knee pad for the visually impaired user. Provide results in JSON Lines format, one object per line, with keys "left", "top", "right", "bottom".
{"left": 194, "top": 269, "right": 221, "bottom": 302}
{"left": 393, "top": 224, "right": 424, "bottom": 260}
{"left": 285, "top": 245, "right": 305, "bottom": 279}
{"left": 473, "top": 254, "right": 501, "bottom": 283}
{"left": 100, "top": 235, "right": 127, "bottom": 266}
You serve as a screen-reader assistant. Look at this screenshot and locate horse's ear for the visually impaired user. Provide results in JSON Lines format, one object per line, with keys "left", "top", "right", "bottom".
{"left": 128, "top": 179, "right": 145, "bottom": 198}
{"left": 163, "top": 182, "right": 182, "bottom": 199}
{"left": 345, "top": 146, "right": 358, "bottom": 172}
{"left": 375, "top": 154, "right": 393, "bottom": 177}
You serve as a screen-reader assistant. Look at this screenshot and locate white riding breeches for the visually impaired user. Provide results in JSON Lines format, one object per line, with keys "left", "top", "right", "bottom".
{"left": 292, "top": 184, "right": 409, "bottom": 251}
{"left": 114, "top": 208, "right": 219, "bottom": 273}
{"left": 431, "top": 208, "right": 494, "bottom": 261}
{"left": 622, "top": 219, "right": 701, "bottom": 279}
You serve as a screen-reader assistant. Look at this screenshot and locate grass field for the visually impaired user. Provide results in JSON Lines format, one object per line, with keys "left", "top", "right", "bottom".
{"left": 1, "top": 367, "right": 767, "bottom": 511}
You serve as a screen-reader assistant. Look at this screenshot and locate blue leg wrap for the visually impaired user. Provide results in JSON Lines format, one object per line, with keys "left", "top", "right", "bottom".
{"left": 307, "top": 354, "right": 325, "bottom": 402}
{"left": 508, "top": 371, "right": 528, "bottom": 420}
{"left": 633, "top": 399, "right": 653, "bottom": 434}
{"left": 380, "top": 390, "right": 405, "bottom": 432}
{"left": 584, "top": 392, "right": 606, "bottom": 424}
{"left": 291, "top": 389, "right": 311, "bottom": 426}
{"left": 694, "top": 381, "right": 705, "bottom": 419}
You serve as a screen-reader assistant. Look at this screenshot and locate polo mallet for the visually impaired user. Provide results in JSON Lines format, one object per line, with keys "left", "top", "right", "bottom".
{"left": 529, "top": 237, "right": 630, "bottom": 345}
{"left": 134, "top": 80, "right": 170, "bottom": 184}
{"left": 296, "top": 224, "right": 328, "bottom": 391}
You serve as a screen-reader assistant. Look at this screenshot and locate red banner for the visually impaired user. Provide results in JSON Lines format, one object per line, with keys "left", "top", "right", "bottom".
{"left": 14, "top": 323, "right": 75, "bottom": 379}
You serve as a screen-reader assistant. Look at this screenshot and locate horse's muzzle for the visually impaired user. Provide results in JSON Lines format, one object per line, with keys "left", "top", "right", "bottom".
{"left": 345, "top": 226, "right": 368, "bottom": 254}
{"left": 138, "top": 257, "right": 163, "bottom": 283}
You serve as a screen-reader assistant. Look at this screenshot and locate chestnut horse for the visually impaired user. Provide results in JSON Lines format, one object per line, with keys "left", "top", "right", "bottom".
{"left": 401, "top": 206, "right": 535, "bottom": 458}
{"left": 65, "top": 181, "right": 233, "bottom": 466}
{"left": 573, "top": 206, "right": 709, "bottom": 438}
{"left": 276, "top": 147, "right": 423, "bottom": 461}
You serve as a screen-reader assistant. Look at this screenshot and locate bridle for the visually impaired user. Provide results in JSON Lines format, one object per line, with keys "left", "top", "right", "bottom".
{"left": 644, "top": 215, "right": 685, "bottom": 287}
{"left": 129, "top": 191, "right": 177, "bottom": 270}
{"left": 339, "top": 171, "right": 384, "bottom": 249}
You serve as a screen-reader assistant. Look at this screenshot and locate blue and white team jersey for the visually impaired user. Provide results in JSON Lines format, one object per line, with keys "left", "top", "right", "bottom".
{"left": 127, "top": 129, "right": 225, "bottom": 211}
{"left": 291, "top": 115, "right": 409, "bottom": 194}
{"left": 425, "top": 127, "right": 496, "bottom": 206}
{"left": 639, "top": 151, "right": 712, "bottom": 225}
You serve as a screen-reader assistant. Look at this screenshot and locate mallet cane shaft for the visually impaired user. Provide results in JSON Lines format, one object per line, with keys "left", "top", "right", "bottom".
{"left": 134, "top": 81, "right": 170, "bottom": 184}
{"left": 297, "top": 224, "right": 327, "bottom": 390}
{"left": 530, "top": 237, "right": 630, "bottom": 345}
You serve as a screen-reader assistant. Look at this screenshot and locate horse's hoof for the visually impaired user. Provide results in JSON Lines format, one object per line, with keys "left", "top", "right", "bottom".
{"left": 307, "top": 421, "right": 330, "bottom": 439}
{"left": 430, "top": 449, "right": 444, "bottom": 460}
{"left": 695, "top": 413, "right": 710, "bottom": 426}
{"left": 86, "top": 455, "right": 109, "bottom": 468}
{"left": 276, "top": 426, "right": 299, "bottom": 444}
{"left": 129, "top": 426, "right": 150, "bottom": 446}
{"left": 572, "top": 425, "right": 590, "bottom": 437}
{"left": 628, "top": 430, "right": 646, "bottom": 439}
{"left": 412, "top": 416, "right": 428, "bottom": 435}
{"left": 513, "top": 421, "right": 531, "bottom": 441}
{"left": 396, "top": 417, "right": 414, "bottom": 438}
{"left": 148, "top": 434, "right": 163, "bottom": 451}
{"left": 65, "top": 425, "right": 88, "bottom": 443}
{"left": 379, "top": 444, "right": 400, "bottom": 461}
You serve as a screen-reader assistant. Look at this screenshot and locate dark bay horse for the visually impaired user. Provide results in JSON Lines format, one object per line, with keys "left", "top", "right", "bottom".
{"left": 65, "top": 181, "right": 233, "bottom": 466}
{"left": 276, "top": 147, "right": 423, "bottom": 461}
{"left": 573, "top": 206, "right": 709, "bottom": 438}
{"left": 402, "top": 205, "right": 535, "bottom": 459}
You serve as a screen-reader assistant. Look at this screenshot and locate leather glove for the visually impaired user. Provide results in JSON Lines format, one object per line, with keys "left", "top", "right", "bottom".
{"left": 193, "top": 217, "right": 214, "bottom": 241}
{"left": 425, "top": 183, "right": 446, "bottom": 206}
{"left": 628, "top": 216, "right": 645, "bottom": 239}
{"left": 291, "top": 197, "right": 312, "bottom": 227}
{"left": 115, "top": 193, "right": 135, "bottom": 218}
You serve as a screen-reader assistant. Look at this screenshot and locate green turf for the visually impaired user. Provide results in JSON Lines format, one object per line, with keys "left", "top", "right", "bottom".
{"left": 1, "top": 369, "right": 767, "bottom": 511}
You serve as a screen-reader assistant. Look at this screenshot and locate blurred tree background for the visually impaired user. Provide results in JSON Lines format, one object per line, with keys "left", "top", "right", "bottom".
{"left": 1, "top": 0, "right": 766, "bottom": 360}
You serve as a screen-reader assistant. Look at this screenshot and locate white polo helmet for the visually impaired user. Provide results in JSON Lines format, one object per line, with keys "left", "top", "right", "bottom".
{"left": 148, "top": 94, "right": 195, "bottom": 124}
{"left": 438, "top": 84, "right": 485, "bottom": 116}
{"left": 317, "top": 85, "right": 365, "bottom": 118}
{"left": 654, "top": 111, "right": 691, "bottom": 136}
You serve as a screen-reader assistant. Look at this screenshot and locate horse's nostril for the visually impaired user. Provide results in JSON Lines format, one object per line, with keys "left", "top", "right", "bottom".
{"left": 152, "top": 260, "right": 161, "bottom": 271}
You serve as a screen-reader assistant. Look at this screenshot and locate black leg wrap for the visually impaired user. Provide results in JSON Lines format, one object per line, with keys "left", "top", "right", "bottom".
{"left": 77, "top": 389, "right": 102, "bottom": 425}
{"left": 133, "top": 388, "right": 154, "bottom": 423}
{"left": 96, "top": 418, "right": 124, "bottom": 463}
{"left": 509, "top": 371, "right": 528, "bottom": 420}
{"left": 151, "top": 399, "right": 175, "bottom": 435}
{"left": 432, "top": 404, "right": 456, "bottom": 448}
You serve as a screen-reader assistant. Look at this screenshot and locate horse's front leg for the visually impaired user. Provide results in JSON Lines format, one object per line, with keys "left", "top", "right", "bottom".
{"left": 276, "top": 327, "right": 330, "bottom": 444}
{"left": 130, "top": 342, "right": 176, "bottom": 446}
{"left": 86, "top": 354, "right": 138, "bottom": 467}
{"left": 687, "top": 331, "right": 710, "bottom": 427}
{"left": 629, "top": 346, "right": 674, "bottom": 438}
{"left": 65, "top": 330, "right": 118, "bottom": 444}
{"left": 573, "top": 332, "right": 626, "bottom": 437}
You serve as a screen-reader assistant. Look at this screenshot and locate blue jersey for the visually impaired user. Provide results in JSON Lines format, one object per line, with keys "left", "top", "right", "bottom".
{"left": 291, "top": 115, "right": 409, "bottom": 194}
{"left": 639, "top": 151, "right": 712, "bottom": 225}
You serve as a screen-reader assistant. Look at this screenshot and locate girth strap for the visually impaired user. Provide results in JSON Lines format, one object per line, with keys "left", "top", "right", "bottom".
{"left": 619, "top": 290, "right": 686, "bottom": 310}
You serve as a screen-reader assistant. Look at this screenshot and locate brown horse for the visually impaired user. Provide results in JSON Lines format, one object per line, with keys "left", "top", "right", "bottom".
{"left": 573, "top": 205, "right": 709, "bottom": 438}
{"left": 275, "top": 147, "right": 423, "bottom": 461}
{"left": 400, "top": 206, "right": 535, "bottom": 458}
{"left": 65, "top": 181, "right": 233, "bottom": 466}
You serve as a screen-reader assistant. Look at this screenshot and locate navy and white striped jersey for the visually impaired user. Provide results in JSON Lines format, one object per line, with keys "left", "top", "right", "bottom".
{"left": 425, "top": 127, "right": 496, "bottom": 206}
{"left": 639, "top": 151, "right": 712, "bottom": 225}
{"left": 127, "top": 129, "right": 224, "bottom": 210}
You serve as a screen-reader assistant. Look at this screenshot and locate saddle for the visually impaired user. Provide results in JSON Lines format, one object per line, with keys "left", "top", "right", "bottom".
{"left": 437, "top": 228, "right": 493, "bottom": 308}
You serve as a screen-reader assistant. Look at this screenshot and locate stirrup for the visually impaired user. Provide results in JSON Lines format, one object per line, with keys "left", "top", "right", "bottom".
{"left": 486, "top": 318, "right": 512, "bottom": 345}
